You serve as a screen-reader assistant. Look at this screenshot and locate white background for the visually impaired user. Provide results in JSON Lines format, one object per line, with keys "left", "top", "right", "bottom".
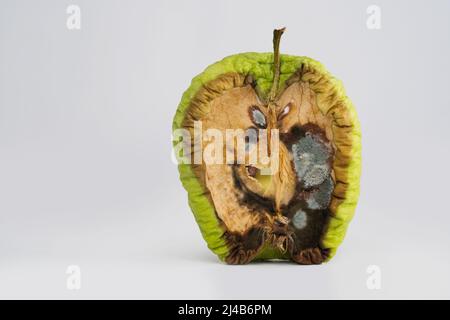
{"left": 1, "top": 0, "right": 450, "bottom": 299}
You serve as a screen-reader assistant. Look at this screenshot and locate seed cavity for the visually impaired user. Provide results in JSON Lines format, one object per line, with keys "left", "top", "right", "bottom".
{"left": 278, "top": 103, "right": 291, "bottom": 121}
{"left": 249, "top": 106, "right": 267, "bottom": 128}
{"left": 246, "top": 165, "right": 258, "bottom": 178}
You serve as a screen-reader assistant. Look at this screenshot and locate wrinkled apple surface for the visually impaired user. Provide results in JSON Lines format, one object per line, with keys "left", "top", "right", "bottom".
{"left": 173, "top": 31, "right": 361, "bottom": 264}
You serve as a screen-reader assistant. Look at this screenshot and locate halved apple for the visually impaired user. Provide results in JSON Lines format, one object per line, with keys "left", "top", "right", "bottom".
{"left": 173, "top": 28, "right": 361, "bottom": 264}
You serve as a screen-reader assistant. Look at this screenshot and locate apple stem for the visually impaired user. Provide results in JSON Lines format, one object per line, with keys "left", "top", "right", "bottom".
{"left": 268, "top": 27, "right": 286, "bottom": 102}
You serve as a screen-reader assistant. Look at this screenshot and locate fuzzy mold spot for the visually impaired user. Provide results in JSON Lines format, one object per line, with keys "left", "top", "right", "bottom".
{"left": 306, "top": 177, "right": 334, "bottom": 210}
{"left": 292, "top": 133, "right": 332, "bottom": 189}
{"left": 292, "top": 210, "right": 308, "bottom": 230}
